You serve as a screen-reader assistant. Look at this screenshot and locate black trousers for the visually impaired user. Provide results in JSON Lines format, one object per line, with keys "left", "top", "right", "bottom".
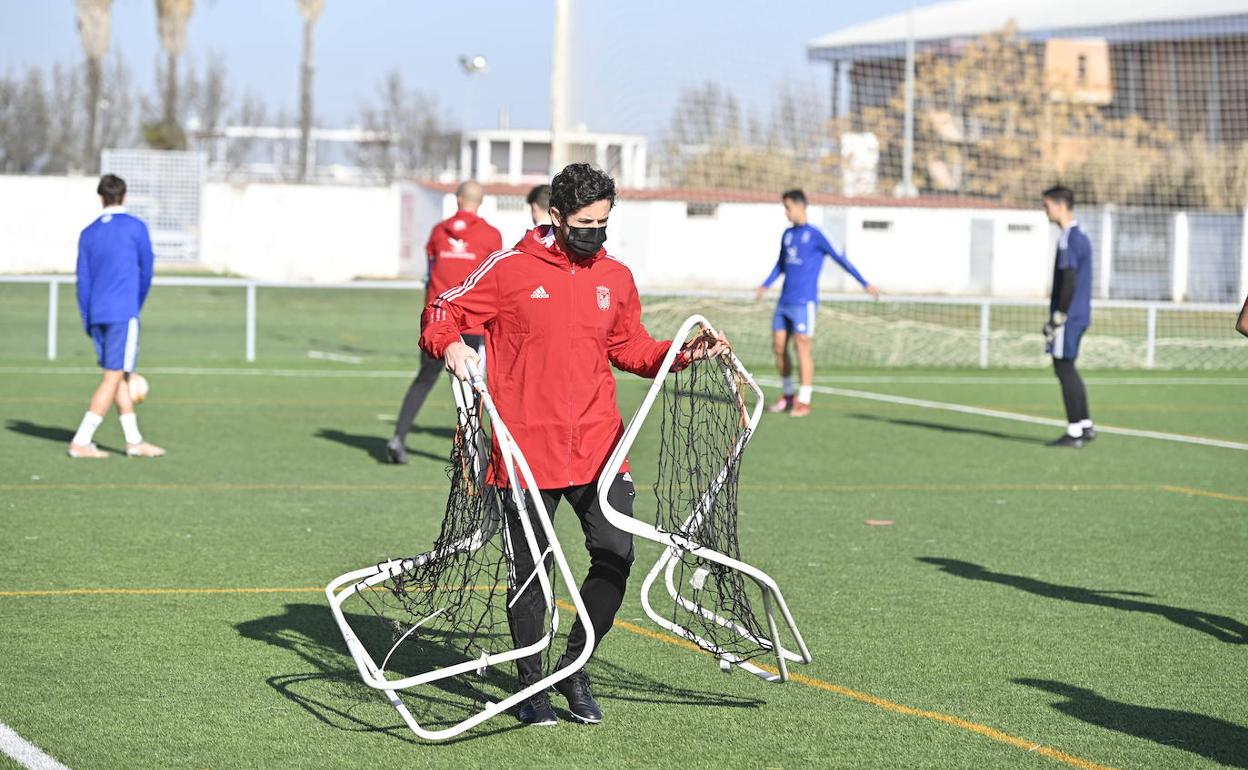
{"left": 1053, "top": 357, "right": 1090, "bottom": 424}
{"left": 504, "top": 473, "right": 635, "bottom": 686}
{"left": 392, "top": 334, "right": 484, "bottom": 444}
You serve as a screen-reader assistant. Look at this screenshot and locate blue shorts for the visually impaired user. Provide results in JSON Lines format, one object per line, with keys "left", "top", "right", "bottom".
{"left": 89, "top": 318, "right": 140, "bottom": 372}
{"left": 1048, "top": 323, "right": 1086, "bottom": 361}
{"left": 772, "top": 301, "right": 818, "bottom": 336}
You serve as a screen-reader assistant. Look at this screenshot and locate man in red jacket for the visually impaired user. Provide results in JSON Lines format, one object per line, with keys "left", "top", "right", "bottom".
{"left": 421, "top": 163, "right": 725, "bottom": 726}
{"left": 387, "top": 181, "right": 502, "bottom": 464}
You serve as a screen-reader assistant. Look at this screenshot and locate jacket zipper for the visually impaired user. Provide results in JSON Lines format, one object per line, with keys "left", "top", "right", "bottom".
{"left": 567, "top": 261, "right": 576, "bottom": 485}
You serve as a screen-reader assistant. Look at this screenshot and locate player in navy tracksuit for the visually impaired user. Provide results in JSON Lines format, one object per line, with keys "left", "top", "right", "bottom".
{"left": 1041, "top": 185, "right": 1096, "bottom": 448}
{"left": 69, "top": 174, "right": 164, "bottom": 458}
{"left": 754, "top": 189, "right": 878, "bottom": 417}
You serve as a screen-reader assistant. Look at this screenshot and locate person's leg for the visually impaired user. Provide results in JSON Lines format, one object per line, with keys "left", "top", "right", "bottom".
{"left": 549, "top": 475, "right": 634, "bottom": 723}
{"left": 1050, "top": 358, "right": 1086, "bottom": 446}
{"left": 504, "top": 486, "right": 562, "bottom": 687}
{"left": 793, "top": 333, "right": 815, "bottom": 414}
{"left": 557, "top": 475, "right": 635, "bottom": 669}
{"left": 1065, "top": 327, "right": 1093, "bottom": 437}
{"left": 392, "top": 353, "right": 444, "bottom": 446}
{"left": 71, "top": 323, "right": 124, "bottom": 457}
{"left": 769, "top": 307, "right": 795, "bottom": 412}
{"left": 71, "top": 368, "right": 124, "bottom": 456}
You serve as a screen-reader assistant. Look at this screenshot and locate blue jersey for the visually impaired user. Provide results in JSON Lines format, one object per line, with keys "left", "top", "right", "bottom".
{"left": 76, "top": 207, "right": 155, "bottom": 328}
{"left": 761, "top": 223, "right": 867, "bottom": 304}
{"left": 1050, "top": 221, "right": 1093, "bottom": 326}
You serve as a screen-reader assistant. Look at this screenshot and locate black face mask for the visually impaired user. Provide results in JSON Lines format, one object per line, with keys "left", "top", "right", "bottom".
{"left": 563, "top": 225, "right": 607, "bottom": 259}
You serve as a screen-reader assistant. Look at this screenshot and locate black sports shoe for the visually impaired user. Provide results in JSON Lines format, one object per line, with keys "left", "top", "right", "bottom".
{"left": 554, "top": 670, "right": 602, "bottom": 724}
{"left": 516, "top": 691, "right": 558, "bottom": 726}
{"left": 1082, "top": 427, "right": 1097, "bottom": 442}
{"left": 1046, "top": 434, "right": 1084, "bottom": 448}
{"left": 385, "top": 436, "right": 409, "bottom": 465}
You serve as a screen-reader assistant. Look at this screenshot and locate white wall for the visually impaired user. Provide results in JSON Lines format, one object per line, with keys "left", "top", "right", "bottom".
{"left": 0, "top": 174, "right": 1054, "bottom": 296}
{"left": 201, "top": 183, "right": 400, "bottom": 282}
{"left": 0, "top": 176, "right": 101, "bottom": 273}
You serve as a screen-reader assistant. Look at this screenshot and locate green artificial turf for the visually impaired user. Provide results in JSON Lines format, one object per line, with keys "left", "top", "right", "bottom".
{"left": 0, "top": 287, "right": 1245, "bottom": 769}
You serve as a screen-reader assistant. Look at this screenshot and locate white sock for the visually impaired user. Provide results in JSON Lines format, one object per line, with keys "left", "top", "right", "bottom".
{"left": 1080, "top": 419, "right": 1094, "bottom": 430}
{"left": 72, "top": 412, "right": 104, "bottom": 446}
{"left": 798, "top": 385, "right": 813, "bottom": 404}
{"left": 781, "top": 377, "right": 795, "bottom": 397}
{"left": 119, "top": 413, "right": 143, "bottom": 445}
{"left": 1066, "top": 423, "right": 1083, "bottom": 438}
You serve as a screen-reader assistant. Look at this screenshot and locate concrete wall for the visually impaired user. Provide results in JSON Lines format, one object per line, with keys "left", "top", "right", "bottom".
{"left": 16, "top": 173, "right": 1237, "bottom": 302}
{"left": 0, "top": 176, "right": 100, "bottom": 273}
{"left": 201, "top": 183, "right": 401, "bottom": 282}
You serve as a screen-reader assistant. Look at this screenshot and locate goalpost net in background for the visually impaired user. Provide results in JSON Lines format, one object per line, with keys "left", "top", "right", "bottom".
{"left": 575, "top": 5, "right": 1248, "bottom": 367}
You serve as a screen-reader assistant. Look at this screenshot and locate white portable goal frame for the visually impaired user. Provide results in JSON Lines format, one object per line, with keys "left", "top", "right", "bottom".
{"left": 325, "top": 361, "right": 593, "bottom": 740}
{"left": 597, "top": 314, "right": 812, "bottom": 681}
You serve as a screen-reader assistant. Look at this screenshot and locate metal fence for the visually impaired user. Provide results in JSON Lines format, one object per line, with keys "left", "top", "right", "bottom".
{"left": 4, "top": 275, "right": 1242, "bottom": 370}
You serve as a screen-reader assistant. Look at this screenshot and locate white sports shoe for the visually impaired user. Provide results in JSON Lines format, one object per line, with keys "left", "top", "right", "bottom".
{"left": 68, "top": 442, "right": 109, "bottom": 459}
{"left": 126, "top": 441, "right": 166, "bottom": 458}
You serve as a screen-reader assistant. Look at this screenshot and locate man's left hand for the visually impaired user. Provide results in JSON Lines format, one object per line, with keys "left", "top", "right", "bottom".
{"left": 683, "top": 331, "right": 730, "bottom": 361}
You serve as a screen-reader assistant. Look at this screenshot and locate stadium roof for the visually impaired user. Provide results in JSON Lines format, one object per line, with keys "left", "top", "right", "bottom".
{"left": 808, "top": 0, "right": 1248, "bottom": 61}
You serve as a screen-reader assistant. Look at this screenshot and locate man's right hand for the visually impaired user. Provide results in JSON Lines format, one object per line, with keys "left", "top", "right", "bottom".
{"left": 753, "top": 286, "right": 767, "bottom": 302}
{"left": 443, "top": 341, "right": 480, "bottom": 382}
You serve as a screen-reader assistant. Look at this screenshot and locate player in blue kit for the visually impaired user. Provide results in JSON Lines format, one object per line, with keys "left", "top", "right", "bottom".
{"left": 1041, "top": 185, "right": 1096, "bottom": 448}
{"left": 68, "top": 174, "right": 165, "bottom": 459}
{"left": 754, "top": 189, "right": 878, "bottom": 417}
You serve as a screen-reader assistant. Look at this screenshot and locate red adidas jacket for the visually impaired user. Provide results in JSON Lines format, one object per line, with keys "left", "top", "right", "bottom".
{"left": 420, "top": 225, "right": 673, "bottom": 489}
{"left": 425, "top": 210, "right": 502, "bottom": 336}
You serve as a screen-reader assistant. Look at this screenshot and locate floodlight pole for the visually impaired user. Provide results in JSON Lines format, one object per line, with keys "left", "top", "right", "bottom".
{"left": 900, "top": 4, "right": 917, "bottom": 198}
{"left": 549, "top": 0, "right": 571, "bottom": 174}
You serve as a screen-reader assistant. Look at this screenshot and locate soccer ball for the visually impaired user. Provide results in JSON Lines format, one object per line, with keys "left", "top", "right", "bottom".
{"left": 128, "top": 373, "right": 150, "bottom": 404}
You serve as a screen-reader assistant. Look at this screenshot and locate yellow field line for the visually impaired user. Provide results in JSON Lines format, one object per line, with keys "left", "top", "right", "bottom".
{"left": 0, "top": 482, "right": 445, "bottom": 492}
{"left": 1158, "top": 485, "right": 1248, "bottom": 504}
{"left": 0, "top": 585, "right": 1118, "bottom": 768}
{"left": 3, "top": 481, "right": 1244, "bottom": 507}
{"left": 739, "top": 482, "right": 1152, "bottom": 493}
{"left": 0, "top": 586, "right": 325, "bottom": 598}
{"left": 562, "top": 602, "right": 1117, "bottom": 770}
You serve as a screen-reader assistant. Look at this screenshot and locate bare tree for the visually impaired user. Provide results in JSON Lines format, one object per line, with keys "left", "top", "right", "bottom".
{"left": 295, "top": 0, "right": 325, "bottom": 181}
{"left": 96, "top": 55, "right": 136, "bottom": 151}
{"left": 46, "top": 63, "right": 87, "bottom": 172}
{"left": 74, "top": 0, "right": 114, "bottom": 170}
{"left": 151, "top": 0, "right": 194, "bottom": 149}
{"left": 0, "top": 69, "right": 52, "bottom": 173}
{"left": 661, "top": 81, "right": 833, "bottom": 192}
{"left": 355, "top": 71, "right": 456, "bottom": 182}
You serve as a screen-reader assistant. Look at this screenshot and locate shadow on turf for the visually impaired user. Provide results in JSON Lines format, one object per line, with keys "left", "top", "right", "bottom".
{"left": 315, "top": 428, "right": 449, "bottom": 465}
{"left": 237, "top": 602, "right": 761, "bottom": 743}
{"left": 1014, "top": 679, "right": 1248, "bottom": 768}
{"left": 918, "top": 558, "right": 1248, "bottom": 644}
{"left": 6, "top": 419, "right": 124, "bottom": 454}
{"left": 848, "top": 413, "right": 1044, "bottom": 444}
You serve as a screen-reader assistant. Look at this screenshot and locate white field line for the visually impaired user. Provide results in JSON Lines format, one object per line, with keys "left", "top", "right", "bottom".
{"left": 2, "top": 366, "right": 1246, "bottom": 387}
{"left": 804, "top": 376, "right": 1248, "bottom": 386}
{"left": 0, "top": 723, "right": 70, "bottom": 770}
{"left": 0, "top": 366, "right": 413, "bottom": 379}
{"left": 754, "top": 377, "right": 1248, "bottom": 452}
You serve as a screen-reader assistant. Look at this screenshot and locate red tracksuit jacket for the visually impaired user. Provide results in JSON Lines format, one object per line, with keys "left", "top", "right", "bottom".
{"left": 425, "top": 210, "right": 502, "bottom": 336}
{"left": 420, "top": 225, "right": 673, "bottom": 489}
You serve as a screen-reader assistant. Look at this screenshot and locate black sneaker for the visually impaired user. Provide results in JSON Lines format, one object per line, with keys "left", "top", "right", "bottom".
{"left": 1046, "top": 434, "right": 1084, "bottom": 448}
{"left": 554, "top": 670, "right": 602, "bottom": 724}
{"left": 385, "top": 436, "right": 409, "bottom": 465}
{"left": 1082, "top": 427, "right": 1097, "bottom": 442}
{"left": 516, "top": 691, "right": 558, "bottom": 726}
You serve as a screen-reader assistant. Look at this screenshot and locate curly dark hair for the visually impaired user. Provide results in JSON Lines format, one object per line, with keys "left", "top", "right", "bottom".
{"left": 549, "top": 163, "right": 615, "bottom": 218}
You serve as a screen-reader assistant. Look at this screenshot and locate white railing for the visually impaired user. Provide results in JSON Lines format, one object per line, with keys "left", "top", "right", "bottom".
{"left": 2, "top": 275, "right": 1239, "bottom": 368}
{"left": 2, "top": 274, "right": 423, "bottom": 363}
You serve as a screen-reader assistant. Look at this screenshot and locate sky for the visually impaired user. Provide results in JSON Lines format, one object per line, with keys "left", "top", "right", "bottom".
{"left": 0, "top": 0, "right": 936, "bottom": 139}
